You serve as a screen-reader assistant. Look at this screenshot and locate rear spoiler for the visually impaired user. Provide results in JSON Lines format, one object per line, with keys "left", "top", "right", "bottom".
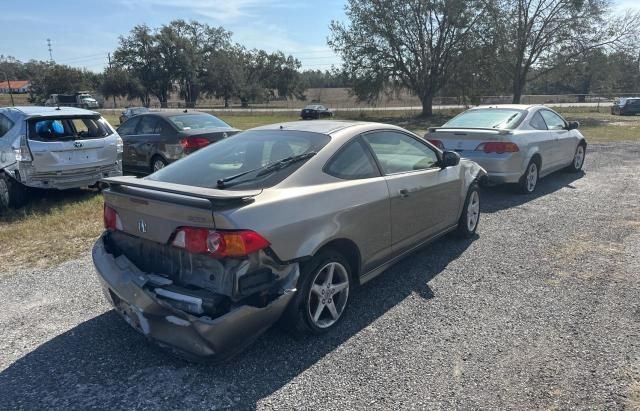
{"left": 427, "top": 127, "right": 512, "bottom": 135}
{"left": 101, "top": 176, "right": 261, "bottom": 204}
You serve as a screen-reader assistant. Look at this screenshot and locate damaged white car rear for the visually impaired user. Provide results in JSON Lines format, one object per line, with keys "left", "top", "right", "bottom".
{"left": 0, "top": 106, "right": 123, "bottom": 208}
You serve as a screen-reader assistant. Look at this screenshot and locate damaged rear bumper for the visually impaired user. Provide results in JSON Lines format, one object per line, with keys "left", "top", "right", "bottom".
{"left": 91, "top": 234, "right": 298, "bottom": 360}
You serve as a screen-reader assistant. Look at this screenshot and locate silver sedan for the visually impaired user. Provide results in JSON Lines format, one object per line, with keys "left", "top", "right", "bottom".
{"left": 92, "top": 120, "right": 486, "bottom": 360}
{"left": 425, "top": 105, "right": 587, "bottom": 193}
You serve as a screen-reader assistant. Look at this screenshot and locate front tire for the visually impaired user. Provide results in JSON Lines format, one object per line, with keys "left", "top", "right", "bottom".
{"left": 456, "top": 183, "right": 480, "bottom": 237}
{"left": 566, "top": 143, "right": 586, "bottom": 172}
{"left": 518, "top": 159, "right": 539, "bottom": 194}
{"left": 0, "top": 173, "right": 29, "bottom": 209}
{"left": 283, "top": 249, "right": 352, "bottom": 335}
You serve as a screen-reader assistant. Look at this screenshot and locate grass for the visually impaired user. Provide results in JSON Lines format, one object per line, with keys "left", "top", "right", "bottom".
{"left": 1, "top": 106, "right": 639, "bottom": 278}
{"left": 0, "top": 190, "right": 103, "bottom": 278}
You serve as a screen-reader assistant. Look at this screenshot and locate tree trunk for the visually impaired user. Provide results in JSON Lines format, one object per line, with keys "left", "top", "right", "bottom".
{"left": 512, "top": 71, "right": 525, "bottom": 104}
{"left": 112, "top": 95, "right": 116, "bottom": 109}
{"left": 420, "top": 93, "right": 433, "bottom": 117}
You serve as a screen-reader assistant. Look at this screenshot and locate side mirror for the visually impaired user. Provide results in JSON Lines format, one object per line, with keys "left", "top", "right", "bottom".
{"left": 567, "top": 121, "right": 580, "bottom": 130}
{"left": 441, "top": 151, "right": 460, "bottom": 168}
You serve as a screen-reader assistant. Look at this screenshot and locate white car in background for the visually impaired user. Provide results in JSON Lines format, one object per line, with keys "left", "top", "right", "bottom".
{"left": 425, "top": 105, "right": 587, "bottom": 194}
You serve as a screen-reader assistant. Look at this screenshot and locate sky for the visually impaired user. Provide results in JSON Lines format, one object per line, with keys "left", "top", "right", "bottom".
{"left": 0, "top": 0, "right": 637, "bottom": 74}
{"left": 0, "top": 0, "right": 347, "bottom": 72}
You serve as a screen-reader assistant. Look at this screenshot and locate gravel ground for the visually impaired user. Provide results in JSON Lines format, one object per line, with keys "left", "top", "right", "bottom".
{"left": 1, "top": 142, "right": 639, "bottom": 410}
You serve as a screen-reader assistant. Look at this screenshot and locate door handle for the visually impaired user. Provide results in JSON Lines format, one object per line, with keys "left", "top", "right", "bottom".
{"left": 399, "top": 189, "right": 410, "bottom": 198}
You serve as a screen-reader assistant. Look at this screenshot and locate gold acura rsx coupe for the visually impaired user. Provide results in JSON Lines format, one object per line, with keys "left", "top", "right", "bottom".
{"left": 92, "top": 120, "right": 486, "bottom": 361}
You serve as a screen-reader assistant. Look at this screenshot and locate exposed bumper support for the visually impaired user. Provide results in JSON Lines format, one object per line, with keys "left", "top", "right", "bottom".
{"left": 92, "top": 234, "right": 298, "bottom": 360}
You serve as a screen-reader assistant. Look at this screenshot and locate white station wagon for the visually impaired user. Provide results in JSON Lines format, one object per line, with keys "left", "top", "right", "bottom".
{"left": 425, "top": 105, "right": 587, "bottom": 193}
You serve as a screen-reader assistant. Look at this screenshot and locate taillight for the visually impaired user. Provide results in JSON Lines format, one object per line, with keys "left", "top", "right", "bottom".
{"left": 103, "top": 204, "right": 123, "bottom": 231}
{"left": 13, "top": 135, "right": 33, "bottom": 162}
{"left": 171, "top": 227, "right": 270, "bottom": 258}
{"left": 475, "top": 142, "right": 519, "bottom": 154}
{"left": 180, "top": 137, "right": 210, "bottom": 151}
{"left": 427, "top": 139, "right": 445, "bottom": 150}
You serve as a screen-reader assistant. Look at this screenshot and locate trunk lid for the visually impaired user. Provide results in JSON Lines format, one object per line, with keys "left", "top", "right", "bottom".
{"left": 102, "top": 176, "right": 260, "bottom": 244}
{"left": 426, "top": 128, "right": 514, "bottom": 152}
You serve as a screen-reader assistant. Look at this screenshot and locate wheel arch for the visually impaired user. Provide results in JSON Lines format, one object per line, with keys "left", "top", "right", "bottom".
{"left": 311, "top": 238, "right": 362, "bottom": 283}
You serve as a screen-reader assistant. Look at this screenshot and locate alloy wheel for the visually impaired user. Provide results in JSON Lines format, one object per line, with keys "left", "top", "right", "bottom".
{"left": 574, "top": 145, "right": 585, "bottom": 169}
{"left": 307, "top": 262, "right": 350, "bottom": 329}
{"left": 527, "top": 163, "right": 538, "bottom": 192}
{"left": 153, "top": 159, "right": 165, "bottom": 172}
{"left": 466, "top": 190, "right": 480, "bottom": 232}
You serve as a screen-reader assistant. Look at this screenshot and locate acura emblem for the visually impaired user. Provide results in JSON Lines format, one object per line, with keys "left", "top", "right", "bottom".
{"left": 137, "top": 219, "right": 148, "bottom": 233}
{"left": 74, "top": 142, "right": 83, "bottom": 148}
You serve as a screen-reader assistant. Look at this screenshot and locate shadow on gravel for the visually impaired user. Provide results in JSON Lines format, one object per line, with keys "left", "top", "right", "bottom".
{"left": 0, "top": 234, "right": 476, "bottom": 409}
{"left": 480, "top": 170, "right": 585, "bottom": 213}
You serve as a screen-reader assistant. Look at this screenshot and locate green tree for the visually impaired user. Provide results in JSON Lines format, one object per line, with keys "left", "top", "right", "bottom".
{"left": 113, "top": 24, "right": 172, "bottom": 107}
{"left": 329, "top": 0, "right": 484, "bottom": 116}
{"left": 486, "top": 0, "right": 640, "bottom": 103}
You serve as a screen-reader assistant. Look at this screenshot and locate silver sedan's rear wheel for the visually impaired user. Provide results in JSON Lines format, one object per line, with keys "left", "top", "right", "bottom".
{"left": 282, "top": 249, "right": 352, "bottom": 335}
{"left": 518, "top": 160, "right": 539, "bottom": 194}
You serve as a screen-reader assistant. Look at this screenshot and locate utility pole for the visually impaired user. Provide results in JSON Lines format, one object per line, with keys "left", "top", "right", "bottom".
{"left": 47, "top": 38, "right": 53, "bottom": 62}
{"left": 1, "top": 72, "right": 15, "bottom": 106}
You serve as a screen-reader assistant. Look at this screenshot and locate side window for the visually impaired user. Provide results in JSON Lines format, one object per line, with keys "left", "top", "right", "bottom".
{"left": 0, "top": 114, "right": 14, "bottom": 137}
{"left": 136, "top": 116, "right": 159, "bottom": 134}
{"left": 117, "top": 117, "right": 140, "bottom": 136}
{"left": 154, "top": 119, "right": 172, "bottom": 135}
{"left": 540, "top": 110, "right": 566, "bottom": 130}
{"left": 530, "top": 112, "right": 548, "bottom": 130}
{"left": 363, "top": 131, "right": 439, "bottom": 174}
{"left": 325, "top": 138, "right": 380, "bottom": 180}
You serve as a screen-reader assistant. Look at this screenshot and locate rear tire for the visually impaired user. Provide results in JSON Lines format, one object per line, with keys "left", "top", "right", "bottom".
{"left": 0, "top": 173, "right": 29, "bottom": 209}
{"left": 282, "top": 249, "right": 352, "bottom": 336}
{"left": 566, "top": 142, "right": 586, "bottom": 172}
{"left": 518, "top": 159, "right": 539, "bottom": 194}
{"left": 150, "top": 156, "right": 167, "bottom": 173}
{"left": 456, "top": 183, "right": 480, "bottom": 238}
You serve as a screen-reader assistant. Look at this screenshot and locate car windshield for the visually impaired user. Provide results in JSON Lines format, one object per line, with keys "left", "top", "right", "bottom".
{"left": 147, "top": 129, "right": 331, "bottom": 189}
{"left": 305, "top": 105, "right": 322, "bottom": 110}
{"left": 444, "top": 109, "right": 525, "bottom": 129}
{"left": 28, "top": 116, "right": 112, "bottom": 141}
{"left": 168, "top": 113, "right": 231, "bottom": 131}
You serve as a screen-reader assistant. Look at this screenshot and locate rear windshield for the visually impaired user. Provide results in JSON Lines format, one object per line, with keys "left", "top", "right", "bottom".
{"left": 28, "top": 116, "right": 112, "bottom": 141}
{"left": 444, "top": 109, "right": 525, "bottom": 129}
{"left": 168, "top": 113, "right": 231, "bottom": 131}
{"left": 148, "top": 130, "right": 331, "bottom": 189}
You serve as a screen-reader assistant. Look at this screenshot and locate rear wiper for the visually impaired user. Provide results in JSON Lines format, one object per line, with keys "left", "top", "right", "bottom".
{"left": 492, "top": 113, "right": 519, "bottom": 128}
{"left": 216, "top": 152, "right": 316, "bottom": 189}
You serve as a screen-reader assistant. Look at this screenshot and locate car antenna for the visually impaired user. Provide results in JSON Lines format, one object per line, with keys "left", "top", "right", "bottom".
{"left": 280, "top": 125, "right": 284, "bottom": 129}
{"left": 55, "top": 105, "right": 61, "bottom": 111}
{"left": 183, "top": 109, "right": 188, "bottom": 113}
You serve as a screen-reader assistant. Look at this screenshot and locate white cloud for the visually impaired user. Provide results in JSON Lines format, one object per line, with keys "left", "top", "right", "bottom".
{"left": 122, "top": 0, "right": 292, "bottom": 21}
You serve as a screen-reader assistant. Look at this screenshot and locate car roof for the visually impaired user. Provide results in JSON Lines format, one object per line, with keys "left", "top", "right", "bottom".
{"left": 249, "top": 120, "right": 371, "bottom": 135}
{"left": 467, "top": 104, "right": 539, "bottom": 111}
{"left": 141, "top": 110, "right": 214, "bottom": 118}
{"left": 3, "top": 106, "right": 99, "bottom": 117}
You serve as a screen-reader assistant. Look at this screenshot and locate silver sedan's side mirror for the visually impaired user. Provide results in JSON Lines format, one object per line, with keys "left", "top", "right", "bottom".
{"left": 567, "top": 121, "right": 580, "bottom": 130}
